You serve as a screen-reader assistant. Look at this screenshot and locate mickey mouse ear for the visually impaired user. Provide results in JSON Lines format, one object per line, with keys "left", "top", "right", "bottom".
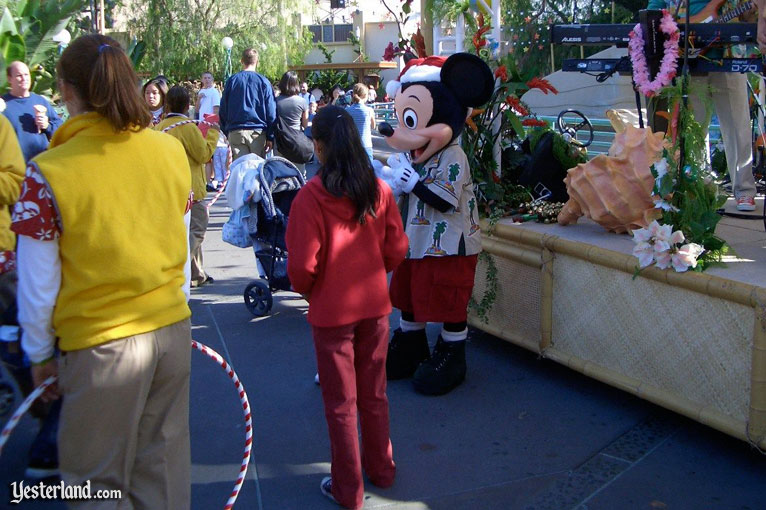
{"left": 440, "top": 53, "right": 494, "bottom": 108}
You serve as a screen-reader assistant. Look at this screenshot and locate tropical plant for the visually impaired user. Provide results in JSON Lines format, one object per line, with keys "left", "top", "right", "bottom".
{"left": 642, "top": 80, "right": 729, "bottom": 271}
{"left": 461, "top": 12, "right": 584, "bottom": 217}
{"left": 0, "top": 0, "right": 85, "bottom": 94}
{"left": 306, "top": 41, "right": 353, "bottom": 99}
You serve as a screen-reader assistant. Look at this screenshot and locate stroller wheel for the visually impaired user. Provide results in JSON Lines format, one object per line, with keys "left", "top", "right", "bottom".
{"left": 244, "top": 280, "right": 273, "bottom": 316}
{"left": 0, "top": 381, "right": 15, "bottom": 417}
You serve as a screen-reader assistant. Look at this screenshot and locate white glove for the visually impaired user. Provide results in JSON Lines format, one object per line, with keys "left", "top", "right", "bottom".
{"left": 391, "top": 159, "right": 419, "bottom": 194}
{"left": 372, "top": 160, "right": 399, "bottom": 195}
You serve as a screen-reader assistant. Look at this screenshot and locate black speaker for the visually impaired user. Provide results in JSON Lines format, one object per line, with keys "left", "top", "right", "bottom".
{"left": 330, "top": 0, "right": 346, "bottom": 8}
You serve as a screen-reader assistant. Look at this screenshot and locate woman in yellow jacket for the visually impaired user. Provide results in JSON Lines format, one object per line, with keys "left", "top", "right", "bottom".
{"left": 11, "top": 34, "right": 193, "bottom": 508}
{"left": 156, "top": 86, "right": 219, "bottom": 287}
{"left": 0, "top": 111, "right": 24, "bottom": 310}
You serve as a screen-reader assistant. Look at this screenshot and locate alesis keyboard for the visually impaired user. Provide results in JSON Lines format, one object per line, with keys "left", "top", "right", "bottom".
{"left": 551, "top": 23, "right": 757, "bottom": 47}
{"left": 562, "top": 57, "right": 763, "bottom": 75}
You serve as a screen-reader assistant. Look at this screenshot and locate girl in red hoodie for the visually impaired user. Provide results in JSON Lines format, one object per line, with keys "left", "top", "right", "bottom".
{"left": 286, "top": 105, "right": 408, "bottom": 509}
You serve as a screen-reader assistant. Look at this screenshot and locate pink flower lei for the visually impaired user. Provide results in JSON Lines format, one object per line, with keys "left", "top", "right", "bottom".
{"left": 628, "top": 9, "right": 680, "bottom": 97}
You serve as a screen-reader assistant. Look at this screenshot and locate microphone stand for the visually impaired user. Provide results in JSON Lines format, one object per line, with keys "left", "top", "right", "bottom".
{"left": 678, "top": 0, "right": 691, "bottom": 176}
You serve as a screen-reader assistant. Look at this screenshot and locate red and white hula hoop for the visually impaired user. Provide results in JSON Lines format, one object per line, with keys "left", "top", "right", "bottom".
{"left": 160, "top": 119, "right": 233, "bottom": 210}
{"left": 0, "top": 341, "right": 252, "bottom": 510}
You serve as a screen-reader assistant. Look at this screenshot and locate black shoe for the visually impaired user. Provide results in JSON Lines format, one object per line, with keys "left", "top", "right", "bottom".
{"left": 192, "top": 275, "right": 214, "bottom": 288}
{"left": 206, "top": 183, "right": 217, "bottom": 192}
{"left": 24, "top": 458, "right": 59, "bottom": 479}
{"left": 386, "top": 328, "right": 430, "bottom": 380}
{"left": 412, "top": 336, "right": 466, "bottom": 396}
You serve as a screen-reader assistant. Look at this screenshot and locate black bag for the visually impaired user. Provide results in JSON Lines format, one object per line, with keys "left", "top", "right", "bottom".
{"left": 518, "top": 131, "right": 569, "bottom": 202}
{"left": 275, "top": 116, "right": 314, "bottom": 164}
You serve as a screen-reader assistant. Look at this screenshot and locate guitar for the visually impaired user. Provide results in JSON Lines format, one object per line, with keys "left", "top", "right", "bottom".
{"left": 676, "top": 0, "right": 754, "bottom": 24}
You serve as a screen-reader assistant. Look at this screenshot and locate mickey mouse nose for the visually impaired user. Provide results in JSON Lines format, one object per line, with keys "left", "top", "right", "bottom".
{"left": 378, "top": 122, "right": 394, "bottom": 138}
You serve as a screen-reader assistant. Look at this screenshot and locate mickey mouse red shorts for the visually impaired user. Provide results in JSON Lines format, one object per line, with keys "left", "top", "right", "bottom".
{"left": 389, "top": 255, "right": 478, "bottom": 323}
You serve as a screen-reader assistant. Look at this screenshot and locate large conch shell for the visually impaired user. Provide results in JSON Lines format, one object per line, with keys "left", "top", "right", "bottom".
{"left": 557, "top": 123, "right": 665, "bottom": 234}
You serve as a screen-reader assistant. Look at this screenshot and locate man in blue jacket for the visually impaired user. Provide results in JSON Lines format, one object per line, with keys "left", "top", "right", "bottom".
{"left": 2, "top": 61, "right": 63, "bottom": 163}
{"left": 219, "top": 48, "right": 277, "bottom": 161}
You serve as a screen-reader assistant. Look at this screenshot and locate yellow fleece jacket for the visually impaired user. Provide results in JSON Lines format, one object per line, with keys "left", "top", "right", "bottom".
{"left": 155, "top": 115, "right": 218, "bottom": 202}
{"left": 0, "top": 115, "right": 25, "bottom": 251}
{"left": 33, "top": 112, "right": 191, "bottom": 351}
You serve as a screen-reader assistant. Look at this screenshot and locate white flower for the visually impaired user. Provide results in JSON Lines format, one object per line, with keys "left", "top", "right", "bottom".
{"left": 653, "top": 158, "right": 669, "bottom": 179}
{"left": 671, "top": 243, "right": 704, "bottom": 272}
{"left": 655, "top": 250, "right": 672, "bottom": 270}
{"left": 654, "top": 239, "right": 671, "bottom": 254}
{"left": 646, "top": 220, "right": 662, "bottom": 237}
{"left": 633, "top": 241, "right": 655, "bottom": 268}
{"left": 670, "top": 230, "right": 685, "bottom": 245}
{"left": 632, "top": 226, "right": 653, "bottom": 243}
{"left": 654, "top": 199, "right": 679, "bottom": 212}
{"left": 655, "top": 223, "right": 673, "bottom": 243}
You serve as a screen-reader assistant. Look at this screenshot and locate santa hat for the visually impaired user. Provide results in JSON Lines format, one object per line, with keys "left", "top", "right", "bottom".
{"left": 386, "top": 56, "right": 446, "bottom": 100}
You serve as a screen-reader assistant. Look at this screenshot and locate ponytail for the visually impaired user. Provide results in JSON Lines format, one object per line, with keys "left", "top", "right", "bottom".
{"left": 57, "top": 34, "right": 152, "bottom": 132}
{"left": 311, "top": 105, "right": 379, "bottom": 224}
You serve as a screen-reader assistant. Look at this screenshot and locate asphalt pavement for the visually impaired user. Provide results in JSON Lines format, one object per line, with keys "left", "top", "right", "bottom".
{"left": 1, "top": 162, "right": 765, "bottom": 509}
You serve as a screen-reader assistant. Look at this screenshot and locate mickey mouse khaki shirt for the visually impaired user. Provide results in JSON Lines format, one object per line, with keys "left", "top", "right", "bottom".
{"left": 398, "top": 142, "right": 482, "bottom": 259}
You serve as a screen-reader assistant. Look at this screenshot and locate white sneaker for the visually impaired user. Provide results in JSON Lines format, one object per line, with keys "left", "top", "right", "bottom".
{"left": 320, "top": 476, "right": 338, "bottom": 504}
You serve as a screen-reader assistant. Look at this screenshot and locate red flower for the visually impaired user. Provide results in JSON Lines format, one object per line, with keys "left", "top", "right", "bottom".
{"left": 494, "top": 65, "right": 508, "bottom": 82}
{"left": 472, "top": 13, "right": 491, "bottom": 54}
{"left": 505, "top": 95, "right": 529, "bottom": 116}
{"left": 522, "top": 118, "right": 548, "bottom": 127}
{"left": 526, "top": 77, "right": 558, "bottom": 95}
{"left": 383, "top": 42, "right": 398, "bottom": 62}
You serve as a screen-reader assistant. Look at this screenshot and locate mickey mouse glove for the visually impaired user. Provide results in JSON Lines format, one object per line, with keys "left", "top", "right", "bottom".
{"left": 372, "top": 160, "right": 399, "bottom": 194}
{"left": 390, "top": 159, "right": 419, "bottom": 194}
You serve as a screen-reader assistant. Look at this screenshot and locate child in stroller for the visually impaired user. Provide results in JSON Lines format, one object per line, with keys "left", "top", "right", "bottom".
{"left": 225, "top": 154, "right": 305, "bottom": 316}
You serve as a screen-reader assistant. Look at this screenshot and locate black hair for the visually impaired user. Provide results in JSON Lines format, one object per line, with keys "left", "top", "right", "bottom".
{"left": 279, "top": 71, "right": 300, "bottom": 96}
{"left": 311, "top": 105, "right": 379, "bottom": 224}
{"left": 166, "top": 85, "right": 190, "bottom": 114}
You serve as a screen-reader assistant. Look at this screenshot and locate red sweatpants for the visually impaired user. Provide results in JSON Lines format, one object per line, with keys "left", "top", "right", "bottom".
{"left": 312, "top": 315, "right": 396, "bottom": 509}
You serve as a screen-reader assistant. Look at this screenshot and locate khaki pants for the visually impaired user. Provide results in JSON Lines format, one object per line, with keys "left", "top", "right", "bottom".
{"left": 228, "top": 129, "right": 266, "bottom": 160}
{"left": 689, "top": 72, "right": 757, "bottom": 199}
{"left": 58, "top": 319, "right": 192, "bottom": 510}
{"left": 190, "top": 201, "right": 209, "bottom": 285}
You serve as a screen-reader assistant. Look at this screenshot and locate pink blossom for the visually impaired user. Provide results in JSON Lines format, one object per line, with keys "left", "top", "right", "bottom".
{"left": 670, "top": 230, "right": 685, "bottom": 244}
{"left": 671, "top": 243, "right": 704, "bottom": 272}
{"left": 632, "top": 226, "right": 652, "bottom": 243}
{"left": 633, "top": 241, "right": 655, "bottom": 268}
{"left": 655, "top": 250, "right": 672, "bottom": 269}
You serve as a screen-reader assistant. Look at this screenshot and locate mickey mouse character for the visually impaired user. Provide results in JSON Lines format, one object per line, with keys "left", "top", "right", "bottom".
{"left": 376, "top": 53, "right": 493, "bottom": 395}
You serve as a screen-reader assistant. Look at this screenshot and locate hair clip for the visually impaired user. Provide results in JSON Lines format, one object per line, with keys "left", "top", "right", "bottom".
{"left": 98, "top": 43, "right": 111, "bottom": 54}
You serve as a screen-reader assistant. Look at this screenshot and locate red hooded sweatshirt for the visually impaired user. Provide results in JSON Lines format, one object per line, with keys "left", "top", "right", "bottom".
{"left": 286, "top": 175, "right": 408, "bottom": 327}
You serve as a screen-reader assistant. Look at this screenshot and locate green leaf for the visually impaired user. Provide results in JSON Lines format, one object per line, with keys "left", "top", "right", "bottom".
{"left": 0, "top": 8, "right": 18, "bottom": 36}
{"left": 507, "top": 111, "right": 524, "bottom": 139}
{"left": 0, "top": 32, "right": 26, "bottom": 64}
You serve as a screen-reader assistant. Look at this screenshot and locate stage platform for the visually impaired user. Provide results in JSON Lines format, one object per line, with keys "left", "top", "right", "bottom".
{"left": 468, "top": 196, "right": 766, "bottom": 450}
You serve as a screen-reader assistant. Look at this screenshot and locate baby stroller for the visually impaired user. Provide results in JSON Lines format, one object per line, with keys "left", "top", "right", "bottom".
{"left": 242, "top": 157, "right": 306, "bottom": 316}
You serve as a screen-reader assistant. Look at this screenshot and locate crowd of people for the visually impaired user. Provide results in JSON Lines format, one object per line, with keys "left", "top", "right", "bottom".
{"left": 5, "top": 10, "right": 765, "bottom": 507}
{"left": 0, "top": 37, "right": 399, "bottom": 510}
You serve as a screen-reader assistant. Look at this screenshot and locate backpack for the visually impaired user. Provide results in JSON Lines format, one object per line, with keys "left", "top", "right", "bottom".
{"left": 275, "top": 115, "right": 314, "bottom": 164}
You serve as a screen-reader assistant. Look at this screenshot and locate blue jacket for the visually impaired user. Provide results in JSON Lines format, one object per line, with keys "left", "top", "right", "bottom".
{"left": 219, "top": 71, "right": 277, "bottom": 139}
{"left": 2, "top": 92, "right": 63, "bottom": 163}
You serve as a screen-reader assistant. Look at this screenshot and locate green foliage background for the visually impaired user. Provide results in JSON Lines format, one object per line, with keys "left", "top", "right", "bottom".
{"left": 126, "top": 0, "right": 315, "bottom": 83}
